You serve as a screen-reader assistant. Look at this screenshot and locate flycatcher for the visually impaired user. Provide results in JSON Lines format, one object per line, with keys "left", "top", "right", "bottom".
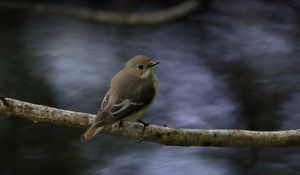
{"left": 81, "top": 55, "right": 159, "bottom": 141}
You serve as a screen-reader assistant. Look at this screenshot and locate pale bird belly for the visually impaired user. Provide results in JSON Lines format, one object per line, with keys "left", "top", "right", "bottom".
{"left": 123, "top": 104, "right": 151, "bottom": 121}
{"left": 124, "top": 76, "right": 158, "bottom": 122}
{"left": 124, "top": 110, "right": 146, "bottom": 122}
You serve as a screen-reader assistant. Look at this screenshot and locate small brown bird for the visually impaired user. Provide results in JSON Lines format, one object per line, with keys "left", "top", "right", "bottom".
{"left": 81, "top": 55, "right": 159, "bottom": 141}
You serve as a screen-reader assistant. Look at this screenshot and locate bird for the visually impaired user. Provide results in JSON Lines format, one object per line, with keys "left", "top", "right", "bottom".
{"left": 81, "top": 55, "right": 159, "bottom": 141}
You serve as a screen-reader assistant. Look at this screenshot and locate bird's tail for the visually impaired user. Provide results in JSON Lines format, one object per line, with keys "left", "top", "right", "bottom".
{"left": 81, "top": 123, "right": 104, "bottom": 141}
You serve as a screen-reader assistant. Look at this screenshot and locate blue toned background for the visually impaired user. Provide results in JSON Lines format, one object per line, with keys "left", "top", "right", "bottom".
{"left": 0, "top": 0, "right": 299, "bottom": 175}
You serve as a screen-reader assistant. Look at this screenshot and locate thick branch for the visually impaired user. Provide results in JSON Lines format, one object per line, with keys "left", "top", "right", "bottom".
{"left": 0, "top": 1, "right": 200, "bottom": 25}
{"left": 0, "top": 96, "right": 300, "bottom": 147}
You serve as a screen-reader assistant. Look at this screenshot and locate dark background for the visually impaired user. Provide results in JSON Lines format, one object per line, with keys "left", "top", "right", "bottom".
{"left": 0, "top": 0, "right": 299, "bottom": 175}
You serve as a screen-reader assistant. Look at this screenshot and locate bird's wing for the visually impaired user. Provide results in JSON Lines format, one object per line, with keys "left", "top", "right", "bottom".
{"left": 103, "top": 81, "right": 155, "bottom": 123}
{"left": 109, "top": 98, "right": 145, "bottom": 119}
{"left": 100, "top": 89, "right": 110, "bottom": 111}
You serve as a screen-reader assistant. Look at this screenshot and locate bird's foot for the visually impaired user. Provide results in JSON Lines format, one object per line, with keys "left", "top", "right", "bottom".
{"left": 138, "top": 119, "right": 149, "bottom": 127}
{"left": 137, "top": 119, "right": 149, "bottom": 143}
{"left": 118, "top": 120, "right": 123, "bottom": 128}
{"left": 114, "top": 120, "right": 124, "bottom": 132}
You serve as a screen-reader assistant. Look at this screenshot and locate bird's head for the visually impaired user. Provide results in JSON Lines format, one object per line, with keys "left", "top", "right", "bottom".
{"left": 125, "top": 55, "right": 159, "bottom": 78}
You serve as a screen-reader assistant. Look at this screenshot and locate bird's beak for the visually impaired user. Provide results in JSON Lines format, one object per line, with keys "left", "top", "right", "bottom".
{"left": 149, "top": 61, "right": 160, "bottom": 67}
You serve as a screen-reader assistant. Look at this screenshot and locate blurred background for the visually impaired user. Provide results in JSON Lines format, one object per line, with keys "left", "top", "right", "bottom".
{"left": 0, "top": 0, "right": 300, "bottom": 174}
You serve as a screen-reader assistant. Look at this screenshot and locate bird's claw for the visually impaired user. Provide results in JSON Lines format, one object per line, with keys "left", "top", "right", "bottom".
{"left": 137, "top": 119, "right": 149, "bottom": 143}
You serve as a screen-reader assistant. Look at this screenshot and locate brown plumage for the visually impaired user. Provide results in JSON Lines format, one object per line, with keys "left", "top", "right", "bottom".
{"left": 81, "top": 55, "right": 159, "bottom": 141}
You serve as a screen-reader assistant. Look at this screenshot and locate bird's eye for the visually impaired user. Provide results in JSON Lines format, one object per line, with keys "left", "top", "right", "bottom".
{"left": 137, "top": 64, "right": 144, "bottom": 70}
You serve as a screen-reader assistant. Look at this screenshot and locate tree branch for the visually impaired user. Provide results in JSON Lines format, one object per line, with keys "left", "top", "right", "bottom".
{"left": 0, "top": 1, "right": 201, "bottom": 25}
{"left": 0, "top": 96, "right": 300, "bottom": 147}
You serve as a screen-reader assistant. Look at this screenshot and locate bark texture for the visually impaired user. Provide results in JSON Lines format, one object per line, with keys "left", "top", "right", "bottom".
{"left": 1, "top": 97, "right": 300, "bottom": 147}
